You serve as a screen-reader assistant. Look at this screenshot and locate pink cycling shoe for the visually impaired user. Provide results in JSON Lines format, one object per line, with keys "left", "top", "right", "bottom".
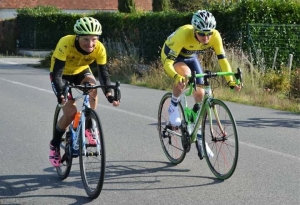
{"left": 85, "top": 129, "right": 97, "bottom": 146}
{"left": 49, "top": 143, "right": 61, "bottom": 167}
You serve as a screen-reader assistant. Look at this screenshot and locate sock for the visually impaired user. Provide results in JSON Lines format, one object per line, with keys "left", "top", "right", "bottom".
{"left": 51, "top": 125, "right": 65, "bottom": 147}
{"left": 171, "top": 94, "right": 179, "bottom": 106}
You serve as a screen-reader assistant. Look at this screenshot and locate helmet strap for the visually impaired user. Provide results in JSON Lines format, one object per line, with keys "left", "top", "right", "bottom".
{"left": 194, "top": 31, "right": 201, "bottom": 43}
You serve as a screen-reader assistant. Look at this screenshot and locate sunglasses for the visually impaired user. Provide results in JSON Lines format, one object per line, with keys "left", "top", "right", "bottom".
{"left": 196, "top": 31, "right": 213, "bottom": 37}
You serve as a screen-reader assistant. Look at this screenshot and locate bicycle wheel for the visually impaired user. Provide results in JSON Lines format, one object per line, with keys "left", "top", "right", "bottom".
{"left": 202, "top": 99, "right": 239, "bottom": 180}
{"left": 157, "top": 92, "right": 186, "bottom": 164}
{"left": 79, "top": 108, "right": 105, "bottom": 199}
{"left": 53, "top": 105, "right": 72, "bottom": 180}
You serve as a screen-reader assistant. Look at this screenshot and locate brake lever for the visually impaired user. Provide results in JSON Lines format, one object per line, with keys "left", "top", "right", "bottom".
{"left": 235, "top": 68, "right": 244, "bottom": 87}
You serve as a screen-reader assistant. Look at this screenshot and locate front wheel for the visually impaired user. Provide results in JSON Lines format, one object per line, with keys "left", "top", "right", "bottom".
{"left": 202, "top": 99, "right": 239, "bottom": 180}
{"left": 79, "top": 108, "right": 105, "bottom": 199}
{"left": 157, "top": 92, "right": 186, "bottom": 164}
{"left": 53, "top": 105, "right": 72, "bottom": 180}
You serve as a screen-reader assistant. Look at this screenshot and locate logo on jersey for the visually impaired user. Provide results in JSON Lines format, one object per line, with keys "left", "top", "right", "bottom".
{"left": 59, "top": 48, "right": 64, "bottom": 54}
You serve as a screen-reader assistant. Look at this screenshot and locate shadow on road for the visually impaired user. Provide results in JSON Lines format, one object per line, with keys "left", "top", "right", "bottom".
{"left": 236, "top": 117, "right": 300, "bottom": 129}
{"left": 0, "top": 160, "right": 222, "bottom": 204}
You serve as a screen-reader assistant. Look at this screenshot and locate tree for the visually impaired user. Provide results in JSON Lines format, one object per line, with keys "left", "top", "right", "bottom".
{"left": 170, "top": 0, "right": 203, "bottom": 12}
{"left": 152, "top": 0, "right": 170, "bottom": 12}
{"left": 118, "top": 0, "right": 136, "bottom": 13}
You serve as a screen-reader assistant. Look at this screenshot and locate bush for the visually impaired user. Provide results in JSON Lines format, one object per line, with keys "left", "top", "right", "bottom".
{"left": 262, "top": 69, "right": 291, "bottom": 93}
{"left": 290, "top": 69, "right": 300, "bottom": 99}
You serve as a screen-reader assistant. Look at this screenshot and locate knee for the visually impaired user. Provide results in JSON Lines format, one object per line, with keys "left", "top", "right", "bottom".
{"left": 89, "top": 89, "right": 98, "bottom": 100}
{"left": 64, "top": 107, "right": 77, "bottom": 120}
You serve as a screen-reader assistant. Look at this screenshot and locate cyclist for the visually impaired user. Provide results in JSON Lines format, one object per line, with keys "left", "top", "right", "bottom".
{"left": 161, "top": 10, "right": 241, "bottom": 158}
{"left": 161, "top": 10, "right": 241, "bottom": 127}
{"left": 49, "top": 17, "right": 120, "bottom": 167}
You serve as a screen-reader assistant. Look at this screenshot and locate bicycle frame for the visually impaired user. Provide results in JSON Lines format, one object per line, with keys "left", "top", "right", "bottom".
{"left": 181, "top": 70, "right": 242, "bottom": 143}
{"left": 65, "top": 81, "right": 121, "bottom": 157}
{"left": 70, "top": 92, "right": 92, "bottom": 157}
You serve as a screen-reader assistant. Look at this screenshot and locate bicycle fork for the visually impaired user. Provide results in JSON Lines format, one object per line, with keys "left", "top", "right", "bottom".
{"left": 207, "top": 101, "right": 227, "bottom": 140}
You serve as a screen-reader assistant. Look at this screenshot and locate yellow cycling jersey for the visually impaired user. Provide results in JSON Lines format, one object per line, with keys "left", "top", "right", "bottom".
{"left": 50, "top": 35, "right": 107, "bottom": 75}
{"left": 161, "top": 24, "right": 233, "bottom": 82}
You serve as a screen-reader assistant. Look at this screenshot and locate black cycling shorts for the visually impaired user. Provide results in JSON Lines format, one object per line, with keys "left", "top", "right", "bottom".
{"left": 63, "top": 68, "right": 94, "bottom": 100}
{"left": 62, "top": 68, "right": 93, "bottom": 85}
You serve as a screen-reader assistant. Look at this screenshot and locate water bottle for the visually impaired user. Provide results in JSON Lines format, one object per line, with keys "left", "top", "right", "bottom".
{"left": 73, "top": 111, "right": 81, "bottom": 129}
{"left": 192, "top": 103, "right": 201, "bottom": 123}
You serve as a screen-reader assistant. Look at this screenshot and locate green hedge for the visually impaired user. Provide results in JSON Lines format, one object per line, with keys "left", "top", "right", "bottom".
{"left": 3, "top": 0, "right": 300, "bottom": 68}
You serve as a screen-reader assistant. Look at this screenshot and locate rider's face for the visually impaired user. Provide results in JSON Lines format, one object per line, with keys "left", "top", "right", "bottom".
{"left": 195, "top": 31, "right": 213, "bottom": 44}
{"left": 78, "top": 35, "right": 99, "bottom": 53}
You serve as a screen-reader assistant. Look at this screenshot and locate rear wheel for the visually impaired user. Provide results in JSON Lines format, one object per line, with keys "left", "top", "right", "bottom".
{"left": 157, "top": 92, "right": 186, "bottom": 164}
{"left": 202, "top": 99, "right": 239, "bottom": 180}
{"left": 53, "top": 105, "right": 72, "bottom": 180}
{"left": 79, "top": 109, "right": 105, "bottom": 199}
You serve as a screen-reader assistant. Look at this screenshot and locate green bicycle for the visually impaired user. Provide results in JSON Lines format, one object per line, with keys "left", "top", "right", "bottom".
{"left": 157, "top": 68, "right": 243, "bottom": 180}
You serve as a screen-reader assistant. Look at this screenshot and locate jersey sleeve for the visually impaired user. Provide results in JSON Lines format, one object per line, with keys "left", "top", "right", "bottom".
{"left": 162, "top": 29, "right": 185, "bottom": 78}
{"left": 95, "top": 42, "right": 107, "bottom": 65}
{"left": 211, "top": 31, "right": 233, "bottom": 82}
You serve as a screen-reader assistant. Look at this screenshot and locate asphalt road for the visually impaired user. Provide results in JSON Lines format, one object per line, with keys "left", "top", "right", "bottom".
{"left": 0, "top": 57, "right": 299, "bottom": 205}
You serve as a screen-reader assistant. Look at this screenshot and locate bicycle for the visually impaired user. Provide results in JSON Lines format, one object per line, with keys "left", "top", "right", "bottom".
{"left": 157, "top": 68, "right": 243, "bottom": 180}
{"left": 52, "top": 81, "right": 121, "bottom": 199}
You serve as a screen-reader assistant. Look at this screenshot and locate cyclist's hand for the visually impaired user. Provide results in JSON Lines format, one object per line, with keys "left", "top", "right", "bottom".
{"left": 234, "top": 84, "right": 242, "bottom": 91}
{"left": 56, "top": 80, "right": 68, "bottom": 106}
{"left": 57, "top": 94, "right": 66, "bottom": 107}
{"left": 228, "top": 81, "right": 241, "bottom": 92}
{"left": 174, "top": 74, "right": 185, "bottom": 86}
{"left": 107, "top": 95, "right": 120, "bottom": 107}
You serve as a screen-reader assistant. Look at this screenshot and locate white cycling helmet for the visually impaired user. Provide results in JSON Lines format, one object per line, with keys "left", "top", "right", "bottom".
{"left": 74, "top": 17, "right": 102, "bottom": 35}
{"left": 191, "top": 10, "right": 216, "bottom": 32}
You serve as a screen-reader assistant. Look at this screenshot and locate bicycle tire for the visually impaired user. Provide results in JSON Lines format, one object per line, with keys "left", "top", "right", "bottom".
{"left": 79, "top": 108, "right": 105, "bottom": 199}
{"left": 157, "top": 92, "right": 186, "bottom": 164}
{"left": 53, "top": 105, "right": 72, "bottom": 180}
{"left": 202, "top": 99, "right": 239, "bottom": 180}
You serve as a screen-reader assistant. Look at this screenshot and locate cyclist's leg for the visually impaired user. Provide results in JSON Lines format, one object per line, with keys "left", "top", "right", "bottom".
{"left": 78, "top": 68, "right": 98, "bottom": 110}
{"left": 166, "top": 57, "right": 191, "bottom": 126}
{"left": 187, "top": 55, "right": 205, "bottom": 103}
{"left": 185, "top": 55, "right": 207, "bottom": 158}
{"left": 76, "top": 69, "right": 98, "bottom": 143}
{"left": 50, "top": 74, "right": 77, "bottom": 167}
{"left": 50, "top": 99, "right": 76, "bottom": 167}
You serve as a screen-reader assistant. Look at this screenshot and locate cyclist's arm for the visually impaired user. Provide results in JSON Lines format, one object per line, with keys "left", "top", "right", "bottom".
{"left": 162, "top": 55, "right": 177, "bottom": 78}
{"left": 162, "top": 31, "right": 184, "bottom": 79}
{"left": 211, "top": 31, "right": 234, "bottom": 83}
{"left": 50, "top": 58, "right": 66, "bottom": 99}
{"left": 97, "top": 64, "right": 112, "bottom": 95}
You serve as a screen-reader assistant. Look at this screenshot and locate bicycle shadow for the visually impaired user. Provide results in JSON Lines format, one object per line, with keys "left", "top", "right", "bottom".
{"left": 103, "top": 160, "right": 223, "bottom": 191}
{"left": 0, "top": 171, "right": 93, "bottom": 205}
{"left": 236, "top": 117, "right": 300, "bottom": 129}
{"left": 150, "top": 116, "right": 300, "bottom": 129}
{"left": 0, "top": 160, "right": 222, "bottom": 204}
